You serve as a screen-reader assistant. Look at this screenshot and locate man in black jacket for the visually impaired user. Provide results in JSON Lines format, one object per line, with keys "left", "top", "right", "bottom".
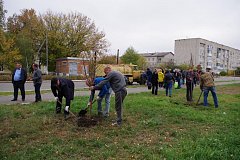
{"left": 11, "top": 62, "right": 27, "bottom": 101}
{"left": 51, "top": 77, "right": 75, "bottom": 118}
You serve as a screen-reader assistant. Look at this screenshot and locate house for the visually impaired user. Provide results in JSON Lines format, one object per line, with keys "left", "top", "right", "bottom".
{"left": 140, "top": 52, "right": 174, "bottom": 68}
{"left": 56, "top": 57, "right": 90, "bottom": 76}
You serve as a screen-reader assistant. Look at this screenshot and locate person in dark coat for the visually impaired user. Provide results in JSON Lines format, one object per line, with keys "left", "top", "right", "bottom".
{"left": 186, "top": 67, "right": 195, "bottom": 101}
{"left": 151, "top": 69, "right": 159, "bottom": 95}
{"left": 51, "top": 77, "right": 75, "bottom": 118}
{"left": 146, "top": 68, "right": 153, "bottom": 90}
{"left": 174, "top": 69, "right": 182, "bottom": 89}
{"left": 11, "top": 62, "right": 27, "bottom": 101}
{"left": 164, "top": 70, "right": 175, "bottom": 97}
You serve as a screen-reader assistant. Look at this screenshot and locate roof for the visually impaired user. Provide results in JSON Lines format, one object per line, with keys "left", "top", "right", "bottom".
{"left": 140, "top": 52, "right": 174, "bottom": 57}
{"left": 56, "top": 57, "right": 90, "bottom": 61}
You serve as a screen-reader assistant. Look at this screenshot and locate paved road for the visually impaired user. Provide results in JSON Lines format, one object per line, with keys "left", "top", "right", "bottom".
{"left": 1, "top": 76, "right": 240, "bottom": 92}
{"left": 0, "top": 80, "right": 87, "bottom": 92}
{"left": 0, "top": 77, "right": 239, "bottom": 105}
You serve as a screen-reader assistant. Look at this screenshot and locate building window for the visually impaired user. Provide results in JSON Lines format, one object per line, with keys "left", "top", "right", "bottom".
{"left": 62, "top": 61, "right": 67, "bottom": 65}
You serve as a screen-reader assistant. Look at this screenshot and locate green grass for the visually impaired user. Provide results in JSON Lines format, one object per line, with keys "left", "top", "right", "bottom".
{"left": 0, "top": 88, "right": 88, "bottom": 96}
{"left": 0, "top": 84, "right": 240, "bottom": 159}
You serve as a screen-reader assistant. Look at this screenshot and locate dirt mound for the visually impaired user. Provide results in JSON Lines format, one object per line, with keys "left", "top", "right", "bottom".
{"left": 77, "top": 115, "right": 102, "bottom": 127}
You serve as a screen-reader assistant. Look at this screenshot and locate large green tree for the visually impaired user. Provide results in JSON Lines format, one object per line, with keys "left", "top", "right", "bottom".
{"left": 7, "top": 9, "right": 45, "bottom": 71}
{"left": 0, "top": 0, "right": 21, "bottom": 71}
{"left": 121, "top": 47, "right": 140, "bottom": 64}
{"left": 40, "top": 11, "right": 109, "bottom": 71}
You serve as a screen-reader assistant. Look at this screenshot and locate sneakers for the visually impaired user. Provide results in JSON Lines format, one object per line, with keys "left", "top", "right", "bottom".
{"left": 111, "top": 120, "right": 122, "bottom": 127}
{"left": 103, "top": 113, "right": 109, "bottom": 118}
{"left": 11, "top": 99, "right": 17, "bottom": 101}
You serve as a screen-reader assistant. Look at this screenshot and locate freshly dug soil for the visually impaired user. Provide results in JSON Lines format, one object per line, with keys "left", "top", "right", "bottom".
{"left": 77, "top": 115, "right": 102, "bottom": 127}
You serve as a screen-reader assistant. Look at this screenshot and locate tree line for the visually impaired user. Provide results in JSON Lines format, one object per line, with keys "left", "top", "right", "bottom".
{"left": 0, "top": 0, "right": 147, "bottom": 73}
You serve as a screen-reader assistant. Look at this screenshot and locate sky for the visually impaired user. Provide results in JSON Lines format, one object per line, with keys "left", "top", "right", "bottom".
{"left": 4, "top": 0, "right": 240, "bottom": 55}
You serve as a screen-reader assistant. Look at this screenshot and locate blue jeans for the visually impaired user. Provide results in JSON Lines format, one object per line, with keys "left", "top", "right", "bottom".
{"left": 97, "top": 91, "right": 111, "bottom": 115}
{"left": 165, "top": 82, "right": 173, "bottom": 97}
{"left": 203, "top": 86, "right": 218, "bottom": 107}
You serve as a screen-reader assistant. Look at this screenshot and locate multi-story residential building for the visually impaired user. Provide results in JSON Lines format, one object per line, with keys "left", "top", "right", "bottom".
{"left": 174, "top": 38, "right": 240, "bottom": 73}
{"left": 140, "top": 52, "right": 174, "bottom": 68}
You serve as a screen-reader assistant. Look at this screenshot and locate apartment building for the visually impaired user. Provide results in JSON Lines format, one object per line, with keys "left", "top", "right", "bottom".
{"left": 140, "top": 52, "right": 174, "bottom": 68}
{"left": 174, "top": 38, "right": 240, "bottom": 73}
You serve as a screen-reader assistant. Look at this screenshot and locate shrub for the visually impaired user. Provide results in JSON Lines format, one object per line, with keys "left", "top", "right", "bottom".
{"left": 220, "top": 71, "right": 227, "bottom": 76}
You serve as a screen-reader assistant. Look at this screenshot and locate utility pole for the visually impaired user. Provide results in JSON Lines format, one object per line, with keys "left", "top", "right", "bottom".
{"left": 46, "top": 32, "right": 48, "bottom": 75}
{"left": 117, "top": 49, "right": 119, "bottom": 64}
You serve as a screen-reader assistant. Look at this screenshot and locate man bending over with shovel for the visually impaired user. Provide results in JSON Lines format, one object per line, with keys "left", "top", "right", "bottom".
{"left": 87, "top": 77, "right": 112, "bottom": 117}
{"left": 90, "top": 66, "right": 127, "bottom": 126}
{"left": 51, "top": 77, "right": 75, "bottom": 119}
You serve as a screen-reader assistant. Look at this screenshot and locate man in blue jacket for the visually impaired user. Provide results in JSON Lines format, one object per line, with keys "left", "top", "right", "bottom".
{"left": 11, "top": 62, "right": 27, "bottom": 101}
{"left": 88, "top": 77, "right": 111, "bottom": 117}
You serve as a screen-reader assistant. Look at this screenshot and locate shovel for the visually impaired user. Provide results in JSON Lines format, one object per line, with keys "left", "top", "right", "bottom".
{"left": 196, "top": 90, "right": 203, "bottom": 105}
{"left": 56, "top": 100, "right": 77, "bottom": 118}
{"left": 78, "top": 99, "right": 97, "bottom": 117}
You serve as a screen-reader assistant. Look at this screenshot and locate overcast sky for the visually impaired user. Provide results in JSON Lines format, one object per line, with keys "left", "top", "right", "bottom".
{"left": 5, "top": 0, "right": 240, "bottom": 55}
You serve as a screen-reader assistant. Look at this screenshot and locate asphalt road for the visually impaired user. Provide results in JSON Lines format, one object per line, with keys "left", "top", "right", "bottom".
{"left": 0, "top": 76, "right": 240, "bottom": 92}
{"left": 0, "top": 76, "right": 239, "bottom": 105}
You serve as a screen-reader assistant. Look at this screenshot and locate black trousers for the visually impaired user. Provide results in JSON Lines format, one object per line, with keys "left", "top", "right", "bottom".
{"left": 13, "top": 81, "right": 25, "bottom": 100}
{"left": 34, "top": 83, "right": 42, "bottom": 101}
{"left": 152, "top": 84, "right": 158, "bottom": 95}
{"left": 186, "top": 82, "right": 194, "bottom": 101}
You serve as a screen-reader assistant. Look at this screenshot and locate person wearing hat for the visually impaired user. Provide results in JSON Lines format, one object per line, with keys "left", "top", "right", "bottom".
{"left": 51, "top": 77, "right": 75, "bottom": 118}
{"left": 200, "top": 68, "right": 218, "bottom": 108}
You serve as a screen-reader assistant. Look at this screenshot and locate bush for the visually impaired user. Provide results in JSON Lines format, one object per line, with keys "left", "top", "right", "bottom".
{"left": 220, "top": 71, "right": 227, "bottom": 76}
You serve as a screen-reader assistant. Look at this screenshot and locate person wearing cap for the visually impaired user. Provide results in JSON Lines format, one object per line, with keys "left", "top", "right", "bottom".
{"left": 200, "top": 68, "right": 218, "bottom": 108}
{"left": 51, "top": 77, "right": 75, "bottom": 118}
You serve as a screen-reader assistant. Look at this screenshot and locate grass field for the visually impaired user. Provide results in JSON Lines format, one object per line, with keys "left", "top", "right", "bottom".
{"left": 0, "top": 84, "right": 240, "bottom": 159}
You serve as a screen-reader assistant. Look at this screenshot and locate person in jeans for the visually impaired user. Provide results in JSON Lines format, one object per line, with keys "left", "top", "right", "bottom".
{"left": 163, "top": 70, "right": 175, "bottom": 97}
{"left": 88, "top": 77, "right": 112, "bottom": 117}
{"left": 151, "top": 69, "right": 158, "bottom": 95}
{"left": 11, "top": 62, "right": 27, "bottom": 101}
{"left": 90, "top": 66, "right": 127, "bottom": 126}
{"left": 32, "top": 63, "right": 42, "bottom": 102}
{"left": 200, "top": 68, "right": 218, "bottom": 108}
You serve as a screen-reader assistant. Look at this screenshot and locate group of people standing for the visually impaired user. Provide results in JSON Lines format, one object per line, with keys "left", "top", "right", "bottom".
{"left": 11, "top": 62, "right": 42, "bottom": 103}
{"left": 145, "top": 67, "right": 218, "bottom": 107}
